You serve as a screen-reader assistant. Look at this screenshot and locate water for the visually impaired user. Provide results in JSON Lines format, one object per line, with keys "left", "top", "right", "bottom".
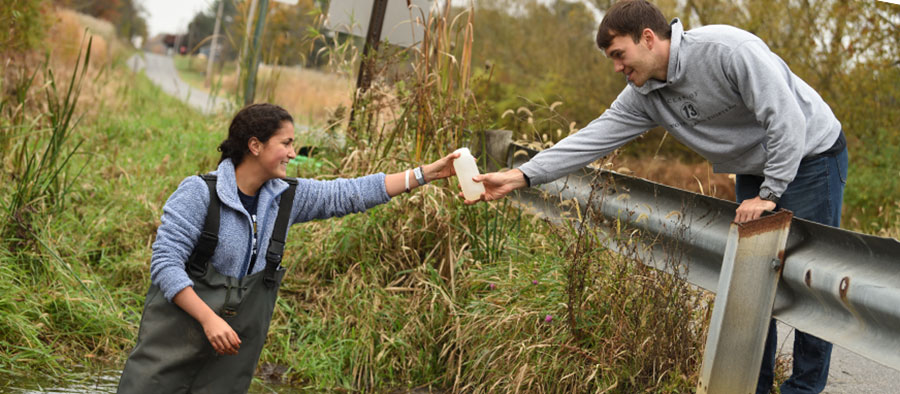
{"left": 5, "top": 369, "right": 308, "bottom": 393}
{"left": 6, "top": 370, "right": 118, "bottom": 393}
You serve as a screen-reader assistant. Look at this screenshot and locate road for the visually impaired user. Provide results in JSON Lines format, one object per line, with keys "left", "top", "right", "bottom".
{"left": 776, "top": 321, "right": 900, "bottom": 393}
{"left": 126, "top": 52, "right": 233, "bottom": 116}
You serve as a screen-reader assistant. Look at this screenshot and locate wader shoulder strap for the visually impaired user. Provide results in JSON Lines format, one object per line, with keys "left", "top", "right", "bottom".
{"left": 264, "top": 178, "right": 297, "bottom": 288}
{"left": 186, "top": 174, "right": 219, "bottom": 278}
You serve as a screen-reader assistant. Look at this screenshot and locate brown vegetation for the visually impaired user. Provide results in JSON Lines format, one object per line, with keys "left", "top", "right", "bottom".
{"left": 220, "top": 64, "right": 354, "bottom": 125}
{"left": 48, "top": 9, "right": 117, "bottom": 72}
{"left": 611, "top": 155, "right": 736, "bottom": 201}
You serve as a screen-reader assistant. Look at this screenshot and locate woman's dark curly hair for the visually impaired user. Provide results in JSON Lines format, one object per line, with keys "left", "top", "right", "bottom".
{"left": 218, "top": 103, "right": 293, "bottom": 166}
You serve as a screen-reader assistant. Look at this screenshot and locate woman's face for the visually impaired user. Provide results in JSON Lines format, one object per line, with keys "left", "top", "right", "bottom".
{"left": 256, "top": 121, "right": 296, "bottom": 180}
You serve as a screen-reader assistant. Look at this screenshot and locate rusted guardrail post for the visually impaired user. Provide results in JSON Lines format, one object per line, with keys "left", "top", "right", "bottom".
{"left": 697, "top": 210, "right": 793, "bottom": 393}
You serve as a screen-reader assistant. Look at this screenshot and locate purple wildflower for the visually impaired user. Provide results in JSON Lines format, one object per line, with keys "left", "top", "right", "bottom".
{"left": 489, "top": 283, "right": 496, "bottom": 290}
{"left": 532, "top": 280, "right": 538, "bottom": 285}
{"left": 544, "top": 314, "right": 553, "bottom": 323}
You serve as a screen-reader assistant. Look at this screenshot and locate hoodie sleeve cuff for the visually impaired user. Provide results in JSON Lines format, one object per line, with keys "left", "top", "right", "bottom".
{"left": 760, "top": 179, "right": 788, "bottom": 199}
{"left": 517, "top": 162, "right": 550, "bottom": 186}
{"left": 155, "top": 266, "right": 195, "bottom": 303}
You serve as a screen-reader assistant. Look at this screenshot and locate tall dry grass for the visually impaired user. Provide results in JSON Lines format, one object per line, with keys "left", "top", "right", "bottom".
{"left": 220, "top": 64, "right": 354, "bottom": 125}
{"left": 2, "top": 8, "right": 116, "bottom": 118}
{"left": 2, "top": 8, "right": 123, "bottom": 227}
{"left": 47, "top": 8, "right": 118, "bottom": 71}
{"left": 40, "top": 8, "right": 128, "bottom": 128}
{"left": 611, "top": 155, "right": 736, "bottom": 201}
{"left": 877, "top": 202, "right": 900, "bottom": 239}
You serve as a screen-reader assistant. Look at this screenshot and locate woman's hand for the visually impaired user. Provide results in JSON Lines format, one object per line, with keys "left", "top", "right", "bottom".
{"left": 422, "top": 152, "right": 461, "bottom": 181}
{"left": 173, "top": 286, "right": 241, "bottom": 356}
{"left": 201, "top": 314, "right": 242, "bottom": 356}
{"left": 384, "top": 152, "right": 462, "bottom": 197}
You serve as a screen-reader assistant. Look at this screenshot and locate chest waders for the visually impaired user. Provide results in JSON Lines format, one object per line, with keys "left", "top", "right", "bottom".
{"left": 118, "top": 175, "right": 297, "bottom": 394}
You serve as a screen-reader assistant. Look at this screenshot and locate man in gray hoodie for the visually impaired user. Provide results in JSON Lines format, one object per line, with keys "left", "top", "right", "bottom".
{"left": 467, "top": 1, "right": 848, "bottom": 393}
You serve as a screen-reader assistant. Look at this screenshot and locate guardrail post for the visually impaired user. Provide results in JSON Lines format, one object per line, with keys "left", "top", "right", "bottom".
{"left": 477, "top": 129, "right": 512, "bottom": 172}
{"left": 698, "top": 210, "right": 793, "bottom": 394}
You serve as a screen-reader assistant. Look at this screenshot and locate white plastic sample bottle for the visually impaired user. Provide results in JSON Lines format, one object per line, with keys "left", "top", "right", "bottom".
{"left": 453, "top": 147, "right": 486, "bottom": 201}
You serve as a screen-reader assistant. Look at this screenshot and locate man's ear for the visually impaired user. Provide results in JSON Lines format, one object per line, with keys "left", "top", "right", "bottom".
{"left": 642, "top": 28, "right": 656, "bottom": 48}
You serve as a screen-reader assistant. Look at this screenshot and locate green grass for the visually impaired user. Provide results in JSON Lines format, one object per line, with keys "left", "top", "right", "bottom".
{"left": 0, "top": 50, "right": 222, "bottom": 385}
{"left": 172, "top": 55, "right": 209, "bottom": 92}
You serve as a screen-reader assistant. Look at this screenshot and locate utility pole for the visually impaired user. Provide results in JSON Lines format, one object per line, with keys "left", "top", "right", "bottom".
{"left": 205, "top": 0, "right": 225, "bottom": 88}
{"left": 235, "top": 0, "right": 259, "bottom": 82}
{"left": 348, "top": 0, "right": 389, "bottom": 129}
{"left": 243, "top": 0, "right": 270, "bottom": 105}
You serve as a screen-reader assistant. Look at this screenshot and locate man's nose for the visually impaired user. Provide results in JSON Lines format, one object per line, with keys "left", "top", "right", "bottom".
{"left": 614, "top": 60, "right": 624, "bottom": 73}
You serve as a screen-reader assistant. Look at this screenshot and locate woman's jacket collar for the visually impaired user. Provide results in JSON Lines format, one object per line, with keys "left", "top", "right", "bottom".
{"left": 211, "top": 158, "right": 291, "bottom": 215}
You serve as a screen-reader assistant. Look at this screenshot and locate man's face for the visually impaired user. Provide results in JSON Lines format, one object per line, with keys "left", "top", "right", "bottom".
{"left": 604, "top": 33, "right": 656, "bottom": 87}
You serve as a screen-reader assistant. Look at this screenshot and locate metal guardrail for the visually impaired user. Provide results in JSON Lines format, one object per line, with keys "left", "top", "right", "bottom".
{"left": 501, "top": 141, "right": 900, "bottom": 372}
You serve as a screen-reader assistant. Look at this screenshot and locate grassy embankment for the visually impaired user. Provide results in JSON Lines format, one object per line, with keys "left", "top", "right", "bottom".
{"left": 0, "top": 36, "right": 222, "bottom": 381}
{"left": 2, "top": 7, "right": 712, "bottom": 393}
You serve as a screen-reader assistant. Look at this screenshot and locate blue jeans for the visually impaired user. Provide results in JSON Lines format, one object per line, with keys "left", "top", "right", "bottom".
{"left": 736, "top": 147, "right": 848, "bottom": 394}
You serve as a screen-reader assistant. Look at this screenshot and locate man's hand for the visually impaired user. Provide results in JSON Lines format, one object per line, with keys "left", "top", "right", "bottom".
{"left": 735, "top": 196, "right": 777, "bottom": 223}
{"left": 462, "top": 169, "right": 529, "bottom": 204}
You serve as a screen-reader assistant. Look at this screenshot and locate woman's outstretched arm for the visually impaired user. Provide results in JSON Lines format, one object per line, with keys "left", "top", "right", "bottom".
{"left": 384, "top": 151, "right": 460, "bottom": 197}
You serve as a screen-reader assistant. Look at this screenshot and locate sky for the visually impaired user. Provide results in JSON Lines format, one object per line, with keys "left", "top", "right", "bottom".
{"left": 142, "top": 0, "right": 212, "bottom": 37}
{"left": 140, "top": 0, "right": 603, "bottom": 38}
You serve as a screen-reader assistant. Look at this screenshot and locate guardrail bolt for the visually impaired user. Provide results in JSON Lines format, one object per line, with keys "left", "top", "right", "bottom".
{"left": 771, "top": 258, "right": 781, "bottom": 271}
{"left": 839, "top": 277, "right": 850, "bottom": 299}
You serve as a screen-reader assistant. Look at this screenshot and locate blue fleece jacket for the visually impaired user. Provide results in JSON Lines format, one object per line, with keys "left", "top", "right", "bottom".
{"left": 150, "top": 159, "right": 390, "bottom": 301}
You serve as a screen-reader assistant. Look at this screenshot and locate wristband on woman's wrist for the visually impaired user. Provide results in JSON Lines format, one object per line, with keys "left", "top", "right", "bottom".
{"left": 414, "top": 166, "right": 427, "bottom": 186}
{"left": 404, "top": 169, "right": 411, "bottom": 193}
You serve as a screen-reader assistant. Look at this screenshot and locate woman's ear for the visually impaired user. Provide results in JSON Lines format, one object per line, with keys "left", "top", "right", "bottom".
{"left": 248, "top": 137, "right": 261, "bottom": 156}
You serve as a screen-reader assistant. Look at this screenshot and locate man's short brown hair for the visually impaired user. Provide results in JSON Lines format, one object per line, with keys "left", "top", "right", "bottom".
{"left": 596, "top": 0, "right": 672, "bottom": 50}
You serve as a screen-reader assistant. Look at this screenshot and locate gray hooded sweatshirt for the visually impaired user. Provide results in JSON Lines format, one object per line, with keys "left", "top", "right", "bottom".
{"left": 519, "top": 19, "right": 842, "bottom": 197}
